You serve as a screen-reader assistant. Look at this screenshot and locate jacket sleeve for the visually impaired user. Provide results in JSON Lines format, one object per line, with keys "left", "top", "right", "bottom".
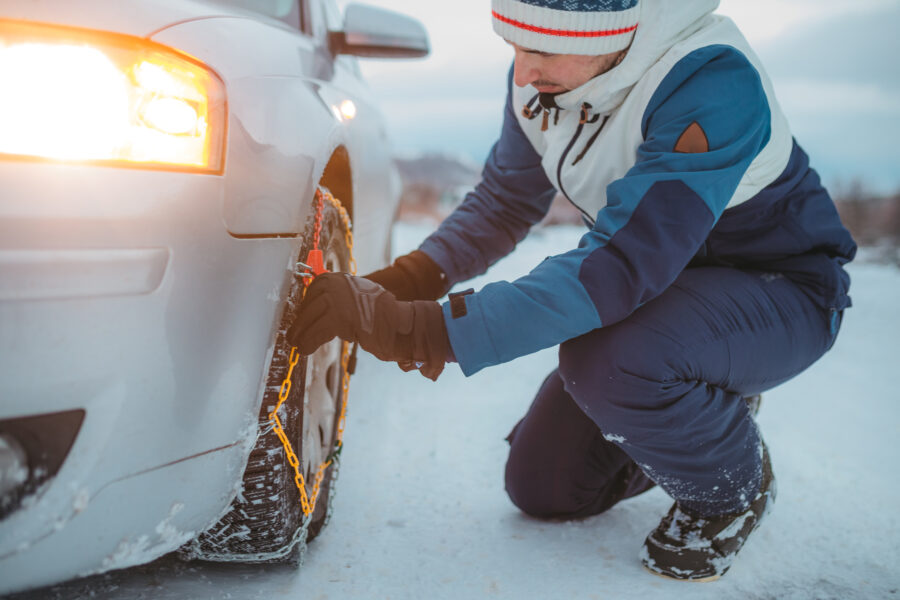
{"left": 442, "top": 45, "right": 774, "bottom": 376}
{"left": 418, "top": 66, "right": 556, "bottom": 285}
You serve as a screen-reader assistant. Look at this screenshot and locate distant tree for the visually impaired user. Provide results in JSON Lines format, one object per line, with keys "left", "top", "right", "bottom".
{"left": 833, "top": 178, "right": 880, "bottom": 246}
{"left": 831, "top": 178, "right": 900, "bottom": 265}
{"left": 882, "top": 192, "right": 900, "bottom": 244}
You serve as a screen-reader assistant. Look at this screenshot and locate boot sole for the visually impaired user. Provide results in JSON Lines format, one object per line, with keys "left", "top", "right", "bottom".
{"left": 643, "top": 565, "right": 721, "bottom": 583}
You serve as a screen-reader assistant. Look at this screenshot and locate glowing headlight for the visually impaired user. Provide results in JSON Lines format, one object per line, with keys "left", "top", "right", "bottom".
{"left": 0, "top": 20, "right": 226, "bottom": 172}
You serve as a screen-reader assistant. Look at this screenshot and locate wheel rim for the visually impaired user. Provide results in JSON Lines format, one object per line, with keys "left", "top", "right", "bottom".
{"left": 300, "top": 244, "right": 344, "bottom": 494}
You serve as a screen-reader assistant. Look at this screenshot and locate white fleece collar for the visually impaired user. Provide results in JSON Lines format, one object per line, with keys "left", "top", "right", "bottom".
{"left": 550, "top": 0, "right": 720, "bottom": 114}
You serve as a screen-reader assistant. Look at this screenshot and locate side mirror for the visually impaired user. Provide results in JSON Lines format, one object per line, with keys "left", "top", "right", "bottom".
{"left": 329, "top": 3, "right": 430, "bottom": 59}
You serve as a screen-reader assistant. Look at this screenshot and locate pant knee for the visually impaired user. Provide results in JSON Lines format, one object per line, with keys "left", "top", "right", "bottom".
{"left": 505, "top": 440, "right": 655, "bottom": 519}
{"left": 558, "top": 325, "right": 685, "bottom": 434}
{"left": 504, "top": 443, "right": 578, "bottom": 519}
{"left": 558, "top": 335, "right": 628, "bottom": 436}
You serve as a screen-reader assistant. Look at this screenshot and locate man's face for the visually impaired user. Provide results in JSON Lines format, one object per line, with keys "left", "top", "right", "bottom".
{"left": 510, "top": 43, "right": 625, "bottom": 93}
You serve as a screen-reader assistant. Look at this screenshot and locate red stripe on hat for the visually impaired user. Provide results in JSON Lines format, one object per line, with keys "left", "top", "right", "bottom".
{"left": 492, "top": 11, "right": 638, "bottom": 38}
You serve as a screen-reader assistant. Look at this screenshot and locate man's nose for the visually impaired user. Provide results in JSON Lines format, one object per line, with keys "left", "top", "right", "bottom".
{"left": 513, "top": 51, "right": 541, "bottom": 87}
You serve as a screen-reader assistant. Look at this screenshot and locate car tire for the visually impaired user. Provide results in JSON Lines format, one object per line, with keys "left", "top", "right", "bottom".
{"left": 182, "top": 194, "right": 351, "bottom": 564}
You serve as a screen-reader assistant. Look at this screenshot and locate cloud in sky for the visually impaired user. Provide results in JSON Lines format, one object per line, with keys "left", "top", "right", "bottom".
{"left": 345, "top": 0, "right": 900, "bottom": 192}
{"left": 717, "top": 0, "right": 896, "bottom": 46}
{"left": 750, "top": 1, "right": 900, "bottom": 191}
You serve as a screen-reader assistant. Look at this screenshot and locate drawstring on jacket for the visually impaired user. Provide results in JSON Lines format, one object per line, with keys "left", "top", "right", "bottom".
{"left": 519, "top": 97, "right": 609, "bottom": 224}
{"left": 522, "top": 95, "right": 599, "bottom": 131}
{"left": 521, "top": 93, "right": 540, "bottom": 119}
{"left": 538, "top": 93, "right": 558, "bottom": 132}
{"left": 521, "top": 93, "right": 560, "bottom": 132}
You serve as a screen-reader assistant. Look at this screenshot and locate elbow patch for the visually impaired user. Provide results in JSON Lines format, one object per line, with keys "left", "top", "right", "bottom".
{"left": 674, "top": 121, "right": 709, "bottom": 153}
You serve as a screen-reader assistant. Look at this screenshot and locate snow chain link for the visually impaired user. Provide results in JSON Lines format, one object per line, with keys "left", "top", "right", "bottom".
{"left": 269, "top": 188, "right": 356, "bottom": 518}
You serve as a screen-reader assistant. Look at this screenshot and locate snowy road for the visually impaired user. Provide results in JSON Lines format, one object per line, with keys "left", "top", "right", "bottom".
{"left": 10, "top": 224, "right": 900, "bottom": 600}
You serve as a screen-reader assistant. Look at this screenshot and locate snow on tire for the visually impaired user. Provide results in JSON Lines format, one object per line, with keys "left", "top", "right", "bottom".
{"left": 181, "top": 196, "right": 350, "bottom": 564}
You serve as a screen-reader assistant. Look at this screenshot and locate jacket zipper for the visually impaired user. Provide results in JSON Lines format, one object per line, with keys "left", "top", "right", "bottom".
{"left": 556, "top": 103, "right": 606, "bottom": 225}
{"left": 572, "top": 114, "right": 610, "bottom": 166}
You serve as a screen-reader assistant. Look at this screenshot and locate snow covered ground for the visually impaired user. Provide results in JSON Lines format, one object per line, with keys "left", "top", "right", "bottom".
{"left": 11, "top": 223, "right": 900, "bottom": 600}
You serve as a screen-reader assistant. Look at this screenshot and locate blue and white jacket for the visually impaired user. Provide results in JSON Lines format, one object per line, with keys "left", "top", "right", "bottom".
{"left": 419, "top": 0, "right": 857, "bottom": 376}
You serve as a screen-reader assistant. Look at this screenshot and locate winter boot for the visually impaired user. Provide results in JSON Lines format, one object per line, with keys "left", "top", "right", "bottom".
{"left": 639, "top": 443, "right": 776, "bottom": 582}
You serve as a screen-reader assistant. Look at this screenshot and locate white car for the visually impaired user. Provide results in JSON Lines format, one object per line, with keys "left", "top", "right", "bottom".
{"left": 0, "top": 0, "right": 427, "bottom": 594}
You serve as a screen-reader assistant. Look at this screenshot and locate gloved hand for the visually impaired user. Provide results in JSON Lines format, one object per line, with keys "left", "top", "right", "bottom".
{"left": 287, "top": 273, "right": 450, "bottom": 381}
{"left": 364, "top": 250, "right": 450, "bottom": 301}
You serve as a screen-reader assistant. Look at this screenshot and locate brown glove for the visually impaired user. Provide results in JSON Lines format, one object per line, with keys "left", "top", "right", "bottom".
{"left": 364, "top": 250, "right": 450, "bottom": 302}
{"left": 287, "top": 273, "right": 450, "bottom": 381}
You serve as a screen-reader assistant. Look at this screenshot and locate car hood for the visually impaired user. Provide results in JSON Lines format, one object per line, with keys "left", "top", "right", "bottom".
{"left": 2, "top": 0, "right": 246, "bottom": 38}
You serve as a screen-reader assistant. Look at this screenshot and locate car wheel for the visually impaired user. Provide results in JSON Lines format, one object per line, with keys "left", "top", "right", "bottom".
{"left": 182, "top": 193, "right": 351, "bottom": 563}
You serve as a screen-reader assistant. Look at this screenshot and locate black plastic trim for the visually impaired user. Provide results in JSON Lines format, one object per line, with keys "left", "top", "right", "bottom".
{"left": 0, "top": 409, "right": 85, "bottom": 520}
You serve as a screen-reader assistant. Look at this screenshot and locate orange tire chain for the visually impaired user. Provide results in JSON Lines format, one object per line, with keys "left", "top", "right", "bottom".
{"left": 268, "top": 188, "right": 356, "bottom": 518}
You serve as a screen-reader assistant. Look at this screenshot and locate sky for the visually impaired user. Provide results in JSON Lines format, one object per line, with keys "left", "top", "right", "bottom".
{"left": 340, "top": 0, "right": 900, "bottom": 194}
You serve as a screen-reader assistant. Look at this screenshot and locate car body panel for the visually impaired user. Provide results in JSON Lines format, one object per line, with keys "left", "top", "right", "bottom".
{"left": 0, "top": 248, "right": 169, "bottom": 301}
{"left": 0, "top": 0, "right": 407, "bottom": 592}
{"left": 151, "top": 13, "right": 398, "bottom": 259}
{"left": 0, "top": 161, "right": 292, "bottom": 515}
{"left": 0, "top": 439, "right": 251, "bottom": 590}
{"left": 0, "top": 0, "right": 278, "bottom": 40}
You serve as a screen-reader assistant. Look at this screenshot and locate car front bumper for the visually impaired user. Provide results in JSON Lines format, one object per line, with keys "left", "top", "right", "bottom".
{"left": 0, "top": 159, "right": 301, "bottom": 593}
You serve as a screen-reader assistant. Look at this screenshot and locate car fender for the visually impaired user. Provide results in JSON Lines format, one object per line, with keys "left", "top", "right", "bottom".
{"left": 151, "top": 17, "right": 354, "bottom": 238}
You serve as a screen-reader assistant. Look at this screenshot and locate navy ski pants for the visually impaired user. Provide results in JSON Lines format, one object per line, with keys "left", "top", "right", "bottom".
{"left": 505, "top": 266, "right": 841, "bottom": 518}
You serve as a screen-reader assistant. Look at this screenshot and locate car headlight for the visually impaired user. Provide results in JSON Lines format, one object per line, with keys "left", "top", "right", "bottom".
{"left": 0, "top": 19, "right": 226, "bottom": 173}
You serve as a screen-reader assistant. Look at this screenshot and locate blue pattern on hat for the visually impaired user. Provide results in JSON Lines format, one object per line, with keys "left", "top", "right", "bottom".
{"left": 515, "top": 0, "right": 638, "bottom": 10}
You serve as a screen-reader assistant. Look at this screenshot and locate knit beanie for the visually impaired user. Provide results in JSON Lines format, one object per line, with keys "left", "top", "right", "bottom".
{"left": 492, "top": 0, "right": 640, "bottom": 55}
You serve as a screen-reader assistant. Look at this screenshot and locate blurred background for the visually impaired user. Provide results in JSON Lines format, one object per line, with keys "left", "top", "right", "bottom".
{"left": 338, "top": 0, "right": 900, "bottom": 262}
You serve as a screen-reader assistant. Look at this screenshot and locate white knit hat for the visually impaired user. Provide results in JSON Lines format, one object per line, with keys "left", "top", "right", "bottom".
{"left": 492, "top": 0, "right": 640, "bottom": 55}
